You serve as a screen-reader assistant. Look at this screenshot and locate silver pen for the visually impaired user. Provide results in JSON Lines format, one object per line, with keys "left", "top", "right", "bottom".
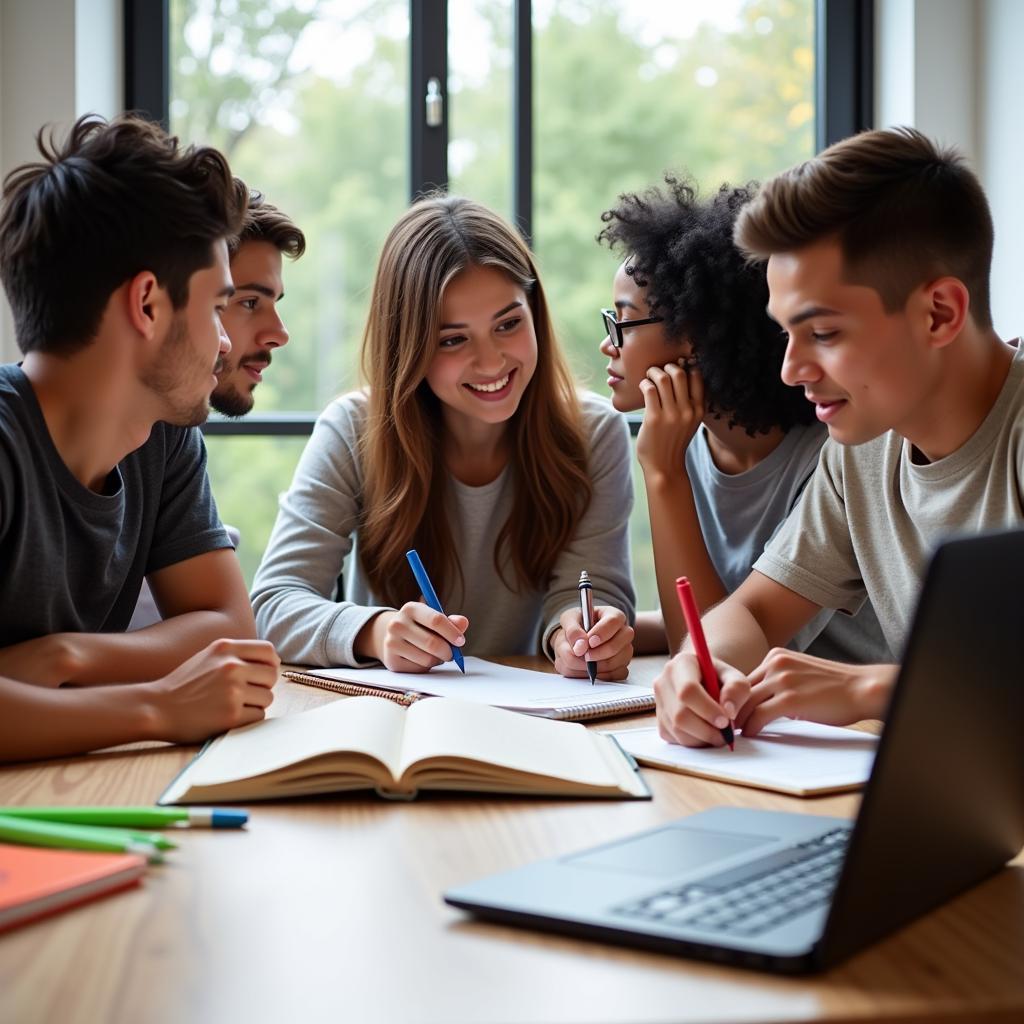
{"left": 578, "top": 570, "right": 597, "bottom": 684}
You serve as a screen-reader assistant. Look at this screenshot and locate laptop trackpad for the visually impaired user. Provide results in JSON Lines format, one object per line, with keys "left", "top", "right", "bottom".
{"left": 564, "top": 827, "right": 777, "bottom": 878}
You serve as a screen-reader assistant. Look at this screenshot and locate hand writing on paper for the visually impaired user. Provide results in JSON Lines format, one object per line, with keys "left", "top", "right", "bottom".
{"left": 635, "top": 358, "right": 704, "bottom": 480}
{"left": 363, "top": 603, "right": 469, "bottom": 673}
{"left": 553, "top": 605, "right": 634, "bottom": 681}
{"left": 654, "top": 647, "right": 896, "bottom": 747}
{"left": 654, "top": 651, "right": 747, "bottom": 747}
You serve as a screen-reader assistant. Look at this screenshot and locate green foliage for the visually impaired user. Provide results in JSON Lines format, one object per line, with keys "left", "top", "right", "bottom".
{"left": 172, "top": 0, "right": 814, "bottom": 602}
{"left": 205, "top": 436, "right": 309, "bottom": 584}
{"left": 532, "top": 0, "right": 814, "bottom": 387}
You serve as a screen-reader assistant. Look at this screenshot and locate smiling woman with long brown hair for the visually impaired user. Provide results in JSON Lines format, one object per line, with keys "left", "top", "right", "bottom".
{"left": 251, "top": 195, "right": 635, "bottom": 677}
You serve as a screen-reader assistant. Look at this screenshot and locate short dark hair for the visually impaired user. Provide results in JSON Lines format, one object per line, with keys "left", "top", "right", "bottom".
{"left": 228, "top": 185, "right": 305, "bottom": 260}
{"left": 0, "top": 114, "right": 246, "bottom": 355}
{"left": 598, "top": 175, "right": 816, "bottom": 435}
{"left": 734, "top": 126, "right": 994, "bottom": 328}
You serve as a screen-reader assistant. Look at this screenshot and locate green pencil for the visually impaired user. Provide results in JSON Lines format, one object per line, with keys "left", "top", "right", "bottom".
{"left": 0, "top": 806, "right": 249, "bottom": 829}
{"left": 0, "top": 814, "right": 167, "bottom": 862}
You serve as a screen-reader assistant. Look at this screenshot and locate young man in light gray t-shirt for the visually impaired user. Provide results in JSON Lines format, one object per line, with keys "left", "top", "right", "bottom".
{"left": 654, "top": 126, "right": 1023, "bottom": 747}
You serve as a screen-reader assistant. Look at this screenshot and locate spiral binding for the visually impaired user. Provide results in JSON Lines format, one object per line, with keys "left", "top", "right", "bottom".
{"left": 283, "top": 669, "right": 654, "bottom": 721}
{"left": 283, "top": 670, "right": 421, "bottom": 706}
{"left": 546, "top": 694, "right": 655, "bottom": 721}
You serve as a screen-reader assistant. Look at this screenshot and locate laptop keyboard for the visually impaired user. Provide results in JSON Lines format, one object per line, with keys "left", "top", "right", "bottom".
{"left": 613, "top": 827, "right": 852, "bottom": 937}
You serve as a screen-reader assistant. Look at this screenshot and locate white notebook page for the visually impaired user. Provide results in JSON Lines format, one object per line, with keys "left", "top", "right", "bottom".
{"left": 611, "top": 720, "right": 879, "bottom": 796}
{"left": 300, "top": 656, "right": 653, "bottom": 712}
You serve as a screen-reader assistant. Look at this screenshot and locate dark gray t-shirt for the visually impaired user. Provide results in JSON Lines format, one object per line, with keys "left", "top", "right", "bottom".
{"left": 0, "top": 363, "right": 231, "bottom": 646}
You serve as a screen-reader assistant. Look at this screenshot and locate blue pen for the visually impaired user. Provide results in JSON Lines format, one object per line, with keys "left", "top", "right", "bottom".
{"left": 406, "top": 549, "right": 466, "bottom": 673}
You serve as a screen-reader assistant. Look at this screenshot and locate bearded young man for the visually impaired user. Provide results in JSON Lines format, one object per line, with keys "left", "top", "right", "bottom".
{"left": 212, "top": 189, "right": 305, "bottom": 418}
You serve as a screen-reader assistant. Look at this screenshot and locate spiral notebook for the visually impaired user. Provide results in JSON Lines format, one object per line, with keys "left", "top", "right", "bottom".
{"left": 283, "top": 656, "right": 655, "bottom": 722}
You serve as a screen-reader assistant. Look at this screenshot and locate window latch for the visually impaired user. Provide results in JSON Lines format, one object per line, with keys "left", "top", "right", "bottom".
{"left": 425, "top": 77, "right": 443, "bottom": 128}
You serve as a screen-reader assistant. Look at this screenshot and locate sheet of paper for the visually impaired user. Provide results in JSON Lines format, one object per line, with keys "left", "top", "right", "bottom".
{"left": 610, "top": 720, "right": 879, "bottom": 795}
{"left": 304, "top": 656, "right": 653, "bottom": 712}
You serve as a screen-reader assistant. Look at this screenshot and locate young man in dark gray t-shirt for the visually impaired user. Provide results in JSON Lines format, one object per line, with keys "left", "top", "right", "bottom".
{"left": 0, "top": 115, "right": 280, "bottom": 762}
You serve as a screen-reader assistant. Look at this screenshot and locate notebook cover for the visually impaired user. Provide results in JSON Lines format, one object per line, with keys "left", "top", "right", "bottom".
{"left": 0, "top": 842, "right": 146, "bottom": 933}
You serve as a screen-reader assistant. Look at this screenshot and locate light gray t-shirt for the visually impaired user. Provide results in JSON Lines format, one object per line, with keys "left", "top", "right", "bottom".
{"left": 686, "top": 422, "right": 890, "bottom": 663}
{"left": 251, "top": 390, "right": 636, "bottom": 666}
{"left": 755, "top": 343, "right": 1024, "bottom": 657}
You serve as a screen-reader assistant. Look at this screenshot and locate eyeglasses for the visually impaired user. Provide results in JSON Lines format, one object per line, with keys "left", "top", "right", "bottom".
{"left": 600, "top": 308, "right": 664, "bottom": 349}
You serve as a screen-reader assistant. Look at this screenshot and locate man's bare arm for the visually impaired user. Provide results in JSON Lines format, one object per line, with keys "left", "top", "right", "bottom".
{"left": 682, "top": 570, "right": 822, "bottom": 666}
{"left": 0, "top": 550, "right": 257, "bottom": 688}
{"left": 0, "top": 676, "right": 158, "bottom": 759}
{"left": 0, "top": 639, "right": 279, "bottom": 762}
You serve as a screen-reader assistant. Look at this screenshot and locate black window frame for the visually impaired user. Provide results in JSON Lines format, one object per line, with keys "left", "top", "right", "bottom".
{"left": 124, "top": 0, "right": 872, "bottom": 439}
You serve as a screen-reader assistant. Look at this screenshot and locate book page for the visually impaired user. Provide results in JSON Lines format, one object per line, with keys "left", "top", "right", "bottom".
{"left": 610, "top": 720, "right": 878, "bottom": 796}
{"left": 398, "top": 698, "right": 628, "bottom": 788}
{"left": 304, "top": 656, "right": 652, "bottom": 712}
{"left": 181, "top": 697, "right": 408, "bottom": 788}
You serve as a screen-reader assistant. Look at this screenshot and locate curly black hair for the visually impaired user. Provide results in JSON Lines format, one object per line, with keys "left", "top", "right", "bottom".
{"left": 597, "top": 175, "right": 816, "bottom": 435}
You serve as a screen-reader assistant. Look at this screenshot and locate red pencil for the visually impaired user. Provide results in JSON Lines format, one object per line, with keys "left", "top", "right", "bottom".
{"left": 675, "top": 576, "right": 735, "bottom": 750}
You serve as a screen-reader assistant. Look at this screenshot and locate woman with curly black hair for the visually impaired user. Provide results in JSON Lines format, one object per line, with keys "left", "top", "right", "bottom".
{"left": 598, "top": 175, "right": 888, "bottom": 663}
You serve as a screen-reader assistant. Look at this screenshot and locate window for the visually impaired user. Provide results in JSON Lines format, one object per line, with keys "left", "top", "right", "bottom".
{"left": 128, "top": 0, "right": 871, "bottom": 597}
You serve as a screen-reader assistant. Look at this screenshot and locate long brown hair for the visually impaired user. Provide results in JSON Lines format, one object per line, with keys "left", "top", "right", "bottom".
{"left": 358, "top": 194, "right": 591, "bottom": 607}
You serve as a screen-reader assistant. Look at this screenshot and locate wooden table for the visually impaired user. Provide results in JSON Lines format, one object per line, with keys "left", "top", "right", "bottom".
{"left": 2, "top": 657, "right": 1022, "bottom": 1024}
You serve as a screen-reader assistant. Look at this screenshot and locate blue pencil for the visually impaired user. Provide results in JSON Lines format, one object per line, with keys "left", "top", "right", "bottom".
{"left": 406, "top": 549, "right": 466, "bottom": 673}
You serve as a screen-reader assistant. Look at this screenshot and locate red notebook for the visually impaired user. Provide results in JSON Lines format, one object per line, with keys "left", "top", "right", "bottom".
{"left": 0, "top": 843, "right": 146, "bottom": 933}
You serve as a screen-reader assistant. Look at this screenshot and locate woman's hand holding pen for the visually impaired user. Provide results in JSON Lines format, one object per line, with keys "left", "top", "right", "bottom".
{"left": 552, "top": 606, "right": 634, "bottom": 681}
{"left": 363, "top": 604, "right": 468, "bottom": 673}
{"left": 635, "top": 357, "right": 704, "bottom": 480}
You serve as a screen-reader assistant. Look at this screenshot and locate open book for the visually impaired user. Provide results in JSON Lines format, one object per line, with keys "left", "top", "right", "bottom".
{"left": 609, "top": 720, "right": 879, "bottom": 797}
{"left": 160, "top": 696, "right": 651, "bottom": 804}
{"left": 283, "top": 656, "right": 655, "bottom": 722}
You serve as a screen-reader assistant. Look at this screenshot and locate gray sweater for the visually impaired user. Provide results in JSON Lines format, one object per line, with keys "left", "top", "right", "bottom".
{"left": 251, "top": 390, "right": 636, "bottom": 666}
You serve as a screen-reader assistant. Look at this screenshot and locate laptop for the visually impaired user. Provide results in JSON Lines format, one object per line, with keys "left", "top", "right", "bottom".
{"left": 444, "top": 529, "right": 1024, "bottom": 973}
